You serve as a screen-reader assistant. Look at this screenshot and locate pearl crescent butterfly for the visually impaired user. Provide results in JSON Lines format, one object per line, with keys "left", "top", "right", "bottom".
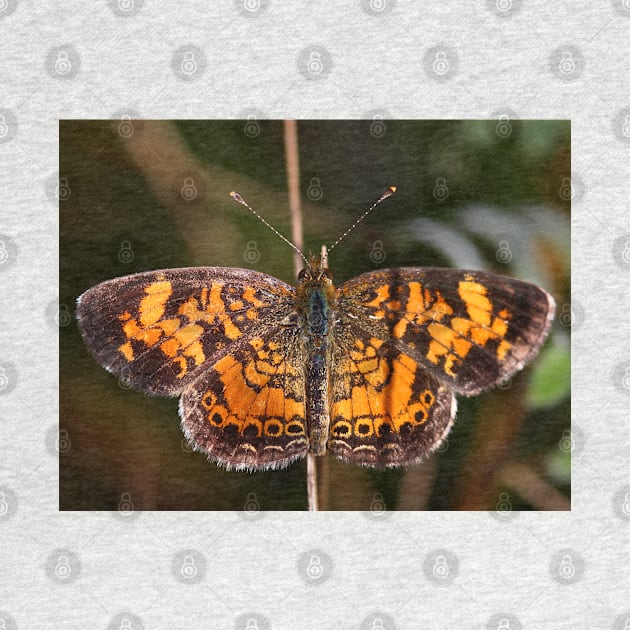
{"left": 77, "top": 187, "right": 555, "bottom": 471}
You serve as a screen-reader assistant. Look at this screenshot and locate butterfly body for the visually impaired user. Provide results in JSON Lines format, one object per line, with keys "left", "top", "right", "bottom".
{"left": 296, "top": 261, "right": 336, "bottom": 456}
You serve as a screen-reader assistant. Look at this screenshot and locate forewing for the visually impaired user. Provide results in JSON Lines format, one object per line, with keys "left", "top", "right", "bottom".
{"left": 180, "top": 327, "right": 308, "bottom": 471}
{"left": 328, "top": 328, "right": 455, "bottom": 467}
{"left": 77, "top": 267, "right": 295, "bottom": 395}
{"left": 337, "top": 267, "right": 555, "bottom": 396}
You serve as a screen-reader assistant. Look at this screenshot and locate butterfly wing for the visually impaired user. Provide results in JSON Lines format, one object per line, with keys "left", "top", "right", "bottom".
{"left": 328, "top": 323, "right": 455, "bottom": 467}
{"left": 336, "top": 267, "right": 555, "bottom": 396}
{"left": 179, "top": 326, "right": 308, "bottom": 471}
{"left": 327, "top": 267, "right": 554, "bottom": 466}
{"left": 76, "top": 267, "right": 296, "bottom": 396}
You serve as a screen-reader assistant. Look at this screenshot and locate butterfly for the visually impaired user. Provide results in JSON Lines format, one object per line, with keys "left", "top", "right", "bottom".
{"left": 76, "top": 187, "right": 555, "bottom": 471}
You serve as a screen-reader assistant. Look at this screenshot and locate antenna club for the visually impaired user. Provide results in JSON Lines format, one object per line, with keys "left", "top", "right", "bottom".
{"left": 389, "top": 185, "right": 397, "bottom": 193}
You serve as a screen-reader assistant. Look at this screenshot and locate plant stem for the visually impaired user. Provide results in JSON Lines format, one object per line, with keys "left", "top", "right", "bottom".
{"left": 283, "top": 120, "right": 319, "bottom": 512}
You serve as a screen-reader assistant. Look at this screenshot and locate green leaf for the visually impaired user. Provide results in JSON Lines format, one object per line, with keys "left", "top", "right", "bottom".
{"left": 546, "top": 448, "right": 571, "bottom": 483}
{"left": 527, "top": 337, "right": 570, "bottom": 408}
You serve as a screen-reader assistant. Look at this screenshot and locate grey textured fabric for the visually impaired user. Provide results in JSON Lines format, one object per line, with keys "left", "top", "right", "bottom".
{"left": 1, "top": 2, "right": 629, "bottom": 629}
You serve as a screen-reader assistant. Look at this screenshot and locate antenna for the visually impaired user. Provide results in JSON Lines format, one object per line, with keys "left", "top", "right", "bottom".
{"left": 230, "top": 186, "right": 397, "bottom": 265}
{"left": 327, "top": 186, "right": 397, "bottom": 253}
{"left": 230, "top": 191, "right": 309, "bottom": 266}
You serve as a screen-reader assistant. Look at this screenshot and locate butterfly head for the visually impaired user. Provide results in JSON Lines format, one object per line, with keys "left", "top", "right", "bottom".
{"left": 296, "top": 255, "right": 336, "bottom": 304}
{"left": 298, "top": 256, "right": 334, "bottom": 285}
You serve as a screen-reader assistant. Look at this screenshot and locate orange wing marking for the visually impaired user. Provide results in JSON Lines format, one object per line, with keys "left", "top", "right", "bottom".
{"left": 331, "top": 340, "right": 435, "bottom": 440}
{"left": 425, "top": 280, "right": 513, "bottom": 376}
{"left": 211, "top": 339, "right": 305, "bottom": 438}
{"left": 117, "top": 280, "right": 271, "bottom": 377}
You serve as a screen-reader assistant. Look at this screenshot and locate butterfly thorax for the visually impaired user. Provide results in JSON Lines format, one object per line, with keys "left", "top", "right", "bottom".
{"left": 296, "top": 259, "right": 336, "bottom": 339}
{"left": 295, "top": 258, "right": 336, "bottom": 455}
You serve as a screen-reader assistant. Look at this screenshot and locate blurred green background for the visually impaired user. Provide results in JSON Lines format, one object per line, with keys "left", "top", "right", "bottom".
{"left": 60, "top": 119, "right": 570, "bottom": 511}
